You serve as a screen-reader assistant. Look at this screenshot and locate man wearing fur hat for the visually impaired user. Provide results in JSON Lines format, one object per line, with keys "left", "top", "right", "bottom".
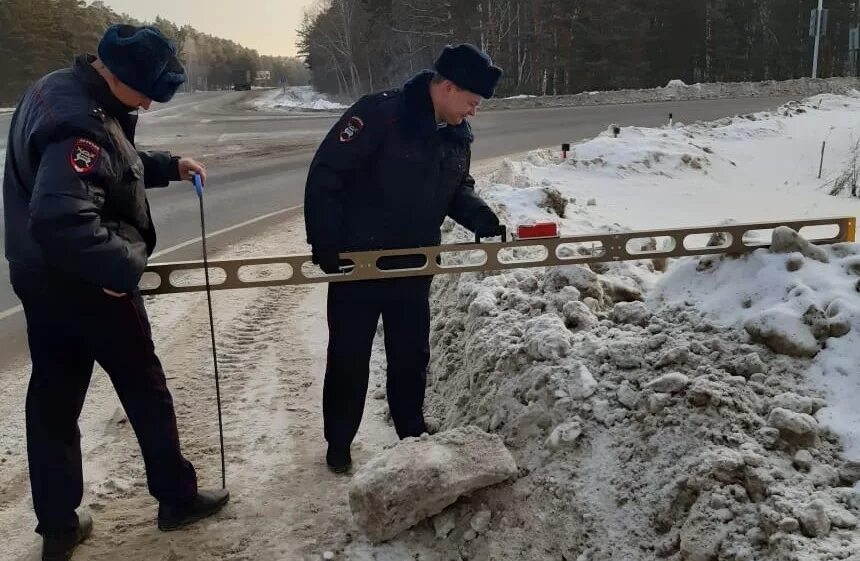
{"left": 305, "top": 44, "right": 505, "bottom": 473}
{"left": 3, "top": 24, "right": 229, "bottom": 561}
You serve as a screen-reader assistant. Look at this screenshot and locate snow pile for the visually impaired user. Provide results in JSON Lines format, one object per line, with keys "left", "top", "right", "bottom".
{"left": 412, "top": 96, "right": 860, "bottom": 560}
{"left": 484, "top": 77, "right": 860, "bottom": 110}
{"left": 425, "top": 253, "right": 860, "bottom": 561}
{"left": 655, "top": 229, "right": 860, "bottom": 462}
{"left": 251, "top": 86, "right": 348, "bottom": 112}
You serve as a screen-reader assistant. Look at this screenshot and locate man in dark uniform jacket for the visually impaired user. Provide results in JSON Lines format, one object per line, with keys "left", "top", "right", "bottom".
{"left": 3, "top": 24, "right": 229, "bottom": 561}
{"left": 305, "top": 44, "right": 505, "bottom": 473}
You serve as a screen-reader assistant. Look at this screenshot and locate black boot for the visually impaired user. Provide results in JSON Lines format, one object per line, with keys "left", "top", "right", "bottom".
{"left": 42, "top": 512, "right": 93, "bottom": 561}
{"left": 326, "top": 443, "right": 352, "bottom": 474}
{"left": 157, "top": 489, "right": 230, "bottom": 531}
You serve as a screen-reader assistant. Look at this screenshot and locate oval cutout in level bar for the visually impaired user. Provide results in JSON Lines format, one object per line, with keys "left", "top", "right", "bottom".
{"left": 438, "top": 249, "right": 488, "bottom": 268}
{"left": 498, "top": 245, "right": 549, "bottom": 264}
{"left": 237, "top": 263, "right": 294, "bottom": 283}
{"left": 168, "top": 266, "right": 227, "bottom": 289}
{"left": 139, "top": 271, "right": 163, "bottom": 291}
{"left": 556, "top": 241, "right": 606, "bottom": 259}
{"left": 625, "top": 236, "right": 677, "bottom": 255}
{"left": 798, "top": 223, "right": 841, "bottom": 242}
{"left": 683, "top": 232, "right": 732, "bottom": 251}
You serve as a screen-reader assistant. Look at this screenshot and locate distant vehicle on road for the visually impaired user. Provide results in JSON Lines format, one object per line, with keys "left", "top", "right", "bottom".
{"left": 232, "top": 69, "right": 252, "bottom": 91}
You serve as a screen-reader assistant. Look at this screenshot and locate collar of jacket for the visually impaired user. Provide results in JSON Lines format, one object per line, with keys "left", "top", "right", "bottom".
{"left": 400, "top": 70, "right": 473, "bottom": 142}
{"left": 73, "top": 54, "right": 138, "bottom": 135}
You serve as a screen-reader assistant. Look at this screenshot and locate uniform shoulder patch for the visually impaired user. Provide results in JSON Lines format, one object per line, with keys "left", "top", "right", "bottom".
{"left": 339, "top": 116, "right": 364, "bottom": 143}
{"left": 70, "top": 138, "right": 101, "bottom": 174}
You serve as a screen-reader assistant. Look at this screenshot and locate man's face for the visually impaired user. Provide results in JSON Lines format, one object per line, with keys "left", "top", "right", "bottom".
{"left": 108, "top": 74, "right": 153, "bottom": 110}
{"left": 438, "top": 81, "right": 482, "bottom": 125}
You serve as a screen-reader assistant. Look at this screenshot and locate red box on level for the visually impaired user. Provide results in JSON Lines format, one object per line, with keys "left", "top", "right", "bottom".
{"left": 517, "top": 222, "right": 560, "bottom": 239}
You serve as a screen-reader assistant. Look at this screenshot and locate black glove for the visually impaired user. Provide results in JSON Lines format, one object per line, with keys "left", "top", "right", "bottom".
{"left": 473, "top": 211, "right": 505, "bottom": 240}
{"left": 312, "top": 246, "right": 348, "bottom": 274}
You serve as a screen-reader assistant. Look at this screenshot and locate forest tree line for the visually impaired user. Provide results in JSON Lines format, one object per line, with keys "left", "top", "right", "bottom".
{"left": 297, "top": 0, "right": 860, "bottom": 98}
{"left": 0, "top": 0, "right": 309, "bottom": 105}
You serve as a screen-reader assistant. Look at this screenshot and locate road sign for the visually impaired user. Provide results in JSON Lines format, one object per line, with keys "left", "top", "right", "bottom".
{"left": 810, "top": 8, "right": 829, "bottom": 37}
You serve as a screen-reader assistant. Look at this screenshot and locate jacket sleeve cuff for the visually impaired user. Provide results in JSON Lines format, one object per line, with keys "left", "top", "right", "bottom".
{"left": 169, "top": 156, "right": 182, "bottom": 181}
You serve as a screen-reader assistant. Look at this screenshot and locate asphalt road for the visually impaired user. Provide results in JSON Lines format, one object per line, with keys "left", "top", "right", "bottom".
{"left": 0, "top": 90, "right": 801, "bottom": 367}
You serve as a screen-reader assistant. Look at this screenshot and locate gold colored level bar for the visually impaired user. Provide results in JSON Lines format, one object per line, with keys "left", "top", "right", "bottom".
{"left": 140, "top": 216, "right": 856, "bottom": 296}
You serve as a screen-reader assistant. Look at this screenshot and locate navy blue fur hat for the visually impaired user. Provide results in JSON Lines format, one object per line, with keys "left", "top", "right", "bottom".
{"left": 433, "top": 44, "right": 502, "bottom": 99}
{"left": 98, "top": 24, "right": 186, "bottom": 103}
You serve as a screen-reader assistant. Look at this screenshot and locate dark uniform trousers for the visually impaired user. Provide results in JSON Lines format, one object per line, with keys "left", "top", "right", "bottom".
{"left": 323, "top": 275, "right": 433, "bottom": 447}
{"left": 12, "top": 270, "right": 198, "bottom": 534}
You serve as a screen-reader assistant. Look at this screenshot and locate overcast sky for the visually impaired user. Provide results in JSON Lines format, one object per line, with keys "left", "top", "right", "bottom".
{"left": 98, "top": 0, "right": 319, "bottom": 57}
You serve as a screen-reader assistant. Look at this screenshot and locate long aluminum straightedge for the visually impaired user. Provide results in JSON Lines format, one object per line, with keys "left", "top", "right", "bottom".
{"left": 140, "top": 216, "right": 856, "bottom": 296}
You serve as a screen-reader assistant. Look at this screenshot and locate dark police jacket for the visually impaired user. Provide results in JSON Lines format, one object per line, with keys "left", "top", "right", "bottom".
{"left": 3, "top": 54, "right": 180, "bottom": 293}
{"left": 304, "top": 70, "right": 495, "bottom": 256}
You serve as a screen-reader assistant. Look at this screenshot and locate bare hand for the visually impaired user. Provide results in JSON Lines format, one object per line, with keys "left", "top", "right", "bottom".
{"left": 178, "top": 158, "right": 207, "bottom": 184}
{"left": 103, "top": 288, "right": 126, "bottom": 298}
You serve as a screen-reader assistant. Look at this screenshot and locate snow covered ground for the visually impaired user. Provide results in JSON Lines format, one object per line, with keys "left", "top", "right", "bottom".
{"left": 462, "top": 93, "right": 860, "bottom": 459}
{"left": 484, "top": 76, "right": 860, "bottom": 110}
{"left": 480, "top": 95, "right": 860, "bottom": 233}
{"left": 251, "top": 86, "right": 348, "bottom": 112}
{"left": 3, "top": 94, "right": 860, "bottom": 561}
{"left": 418, "top": 92, "right": 860, "bottom": 560}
